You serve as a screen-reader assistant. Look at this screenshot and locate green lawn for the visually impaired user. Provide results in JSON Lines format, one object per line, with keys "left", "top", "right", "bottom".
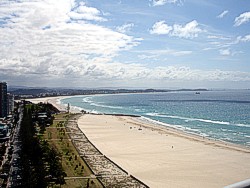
{"left": 42, "top": 113, "right": 103, "bottom": 188}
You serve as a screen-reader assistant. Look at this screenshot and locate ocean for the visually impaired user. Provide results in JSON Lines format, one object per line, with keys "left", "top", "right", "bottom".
{"left": 60, "top": 90, "right": 250, "bottom": 147}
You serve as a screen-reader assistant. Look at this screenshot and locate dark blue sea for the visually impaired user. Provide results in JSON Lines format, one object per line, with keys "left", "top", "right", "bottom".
{"left": 61, "top": 90, "right": 250, "bottom": 147}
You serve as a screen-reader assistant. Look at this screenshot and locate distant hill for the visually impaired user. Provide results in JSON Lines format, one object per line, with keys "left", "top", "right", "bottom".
{"left": 9, "top": 87, "right": 208, "bottom": 99}
{"left": 10, "top": 88, "right": 50, "bottom": 95}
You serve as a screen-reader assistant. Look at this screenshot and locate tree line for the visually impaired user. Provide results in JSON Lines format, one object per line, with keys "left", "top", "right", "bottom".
{"left": 18, "top": 103, "right": 65, "bottom": 187}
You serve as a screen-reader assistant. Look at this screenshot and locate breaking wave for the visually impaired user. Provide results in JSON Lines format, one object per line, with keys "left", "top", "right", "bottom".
{"left": 145, "top": 113, "right": 250, "bottom": 128}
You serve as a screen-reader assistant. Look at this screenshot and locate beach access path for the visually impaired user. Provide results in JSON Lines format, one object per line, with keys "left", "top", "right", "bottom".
{"left": 78, "top": 114, "right": 250, "bottom": 188}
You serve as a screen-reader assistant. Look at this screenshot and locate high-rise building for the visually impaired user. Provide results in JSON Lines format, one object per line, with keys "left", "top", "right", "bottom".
{"left": 0, "top": 82, "right": 7, "bottom": 118}
{"left": 7, "top": 93, "right": 14, "bottom": 115}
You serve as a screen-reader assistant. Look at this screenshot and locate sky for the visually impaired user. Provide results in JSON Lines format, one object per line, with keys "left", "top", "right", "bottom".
{"left": 0, "top": 0, "right": 250, "bottom": 89}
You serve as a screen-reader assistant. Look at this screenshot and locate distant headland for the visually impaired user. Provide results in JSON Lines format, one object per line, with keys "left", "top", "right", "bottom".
{"left": 9, "top": 86, "right": 208, "bottom": 99}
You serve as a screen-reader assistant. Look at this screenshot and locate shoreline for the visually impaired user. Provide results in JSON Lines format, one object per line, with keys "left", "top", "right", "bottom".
{"left": 86, "top": 113, "right": 250, "bottom": 153}
{"left": 131, "top": 115, "right": 250, "bottom": 153}
{"left": 26, "top": 96, "right": 250, "bottom": 151}
{"left": 77, "top": 114, "right": 250, "bottom": 188}
{"left": 89, "top": 113, "right": 250, "bottom": 152}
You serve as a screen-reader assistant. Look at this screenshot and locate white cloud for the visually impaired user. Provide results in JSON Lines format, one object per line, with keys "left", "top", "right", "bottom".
{"left": 150, "top": 0, "right": 179, "bottom": 6}
{"left": 217, "top": 10, "right": 228, "bottom": 18}
{"left": 150, "top": 21, "right": 172, "bottom": 34}
{"left": 225, "top": 34, "right": 250, "bottom": 45}
{"left": 239, "top": 34, "right": 250, "bottom": 42}
{"left": 138, "top": 54, "right": 158, "bottom": 60}
{"left": 1, "top": 57, "right": 250, "bottom": 87}
{"left": 173, "top": 50, "right": 193, "bottom": 56}
{"left": 0, "top": 0, "right": 141, "bottom": 83}
{"left": 150, "top": 20, "right": 203, "bottom": 39}
{"left": 171, "top": 20, "right": 203, "bottom": 39}
{"left": 219, "top": 49, "right": 231, "bottom": 56}
{"left": 116, "top": 23, "right": 134, "bottom": 33}
{"left": 0, "top": 0, "right": 249, "bottom": 88}
{"left": 234, "top": 12, "right": 250, "bottom": 26}
{"left": 137, "top": 49, "right": 192, "bottom": 60}
{"left": 207, "top": 35, "right": 230, "bottom": 40}
{"left": 146, "top": 49, "right": 192, "bottom": 56}
{"left": 68, "top": 2, "right": 107, "bottom": 22}
{"left": 206, "top": 34, "right": 249, "bottom": 55}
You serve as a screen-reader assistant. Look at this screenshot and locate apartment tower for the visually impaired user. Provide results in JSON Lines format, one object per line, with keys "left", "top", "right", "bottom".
{"left": 0, "top": 82, "right": 7, "bottom": 118}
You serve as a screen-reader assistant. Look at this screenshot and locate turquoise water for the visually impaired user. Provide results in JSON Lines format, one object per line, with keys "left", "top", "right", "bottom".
{"left": 61, "top": 90, "right": 250, "bottom": 147}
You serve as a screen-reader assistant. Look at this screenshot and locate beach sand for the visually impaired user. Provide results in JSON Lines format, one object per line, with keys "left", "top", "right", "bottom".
{"left": 78, "top": 114, "right": 250, "bottom": 188}
{"left": 27, "top": 96, "right": 74, "bottom": 112}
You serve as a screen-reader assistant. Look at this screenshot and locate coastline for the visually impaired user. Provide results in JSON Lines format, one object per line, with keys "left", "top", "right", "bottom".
{"left": 26, "top": 95, "right": 75, "bottom": 112}
{"left": 26, "top": 93, "right": 250, "bottom": 152}
{"left": 26, "top": 96, "right": 250, "bottom": 187}
{"left": 134, "top": 116, "right": 250, "bottom": 153}
{"left": 26, "top": 95, "right": 250, "bottom": 151}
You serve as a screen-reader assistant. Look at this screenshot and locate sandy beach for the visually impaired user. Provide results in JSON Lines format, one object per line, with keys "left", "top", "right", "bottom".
{"left": 27, "top": 96, "right": 74, "bottom": 112}
{"left": 27, "top": 96, "right": 250, "bottom": 188}
{"left": 78, "top": 114, "right": 250, "bottom": 188}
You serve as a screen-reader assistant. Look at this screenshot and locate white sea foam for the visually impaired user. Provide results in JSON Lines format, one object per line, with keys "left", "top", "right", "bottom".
{"left": 145, "top": 113, "right": 250, "bottom": 128}
{"left": 82, "top": 96, "right": 123, "bottom": 109}
{"left": 184, "top": 127, "right": 200, "bottom": 132}
{"left": 59, "top": 97, "right": 91, "bottom": 113}
{"left": 82, "top": 97, "right": 93, "bottom": 103}
{"left": 90, "top": 102, "right": 123, "bottom": 109}
{"left": 89, "top": 110, "right": 100, "bottom": 114}
{"left": 235, "top": 123, "right": 250, "bottom": 128}
{"left": 138, "top": 112, "right": 249, "bottom": 145}
{"left": 200, "top": 132, "right": 209, "bottom": 137}
{"left": 167, "top": 115, "right": 230, "bottom": 125}
{"left": 56, "top": 98, "right": 61, "bottom": 104}
{"left": 139, "top": 116, "right": 183, "bottom": 130}
{"left": 70, "top": 106, "right": 84, "bottom": 112}
{"left": 145, "top": 113, "right": 167, "bottom": 118}
{"left": 134, "top": 108, "right": 144, "bottom": 112}
{"left": 139, "top": 116, "right": 213, "bottom": 139}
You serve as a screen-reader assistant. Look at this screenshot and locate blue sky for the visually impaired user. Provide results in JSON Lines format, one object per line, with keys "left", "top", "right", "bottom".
{"left": 0, "top": 0, "right": 250, "bottom": 89}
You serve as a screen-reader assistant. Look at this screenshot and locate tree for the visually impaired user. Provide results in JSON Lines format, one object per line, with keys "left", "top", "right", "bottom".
{"left": 67, "top": 103, "right": 70, "bottom": 114}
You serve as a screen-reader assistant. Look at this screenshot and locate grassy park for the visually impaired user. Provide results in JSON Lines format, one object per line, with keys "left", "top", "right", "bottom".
{"left": 41, "top": 112, "right": 103, "bottom": 188}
